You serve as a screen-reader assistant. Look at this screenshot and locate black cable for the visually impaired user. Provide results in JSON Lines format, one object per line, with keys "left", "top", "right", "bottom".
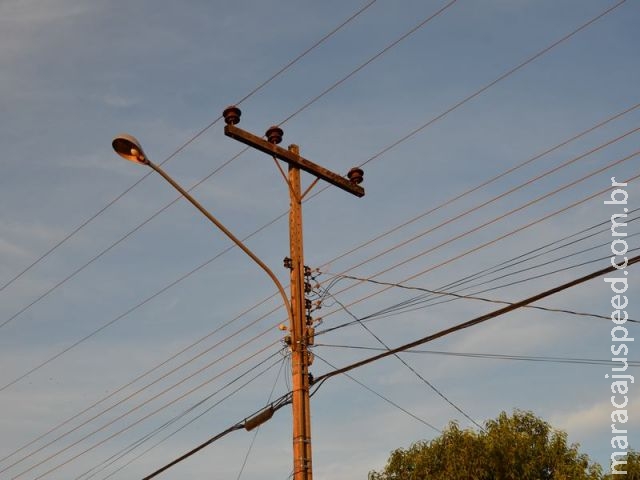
{"left": 277, "top": 0, "right": 458, "bottom": 126}
{"left": 371, "top": 233, "right": 640, "bottom": 319}
{"left": 426, "top": 233, "right": 640, "bottom": 307}
{"left": 3, "top": 328, "right": 278, "bottom": 476}
{"left": 141, "top": 392, "right": 293, "bottom": 480}
{"left": 141, "top": 424, "right": 243, "bottom": 480}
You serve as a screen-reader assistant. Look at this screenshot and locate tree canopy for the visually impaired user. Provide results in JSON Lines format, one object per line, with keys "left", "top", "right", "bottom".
{"left": 369, "top": 410, "right": 637, "bottom": 480}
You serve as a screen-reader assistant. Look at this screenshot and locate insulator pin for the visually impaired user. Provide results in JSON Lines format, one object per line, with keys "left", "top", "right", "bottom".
{"left": 222, "top": 106, "right": 241, "bottom": 125}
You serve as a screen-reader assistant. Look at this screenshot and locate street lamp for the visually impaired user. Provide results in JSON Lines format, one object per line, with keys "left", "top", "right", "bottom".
{"left": 114, "top": 109, "right": 364, "bottom": 480}
{"left": 111, "top": 133, "right": 293, "bottom": 322}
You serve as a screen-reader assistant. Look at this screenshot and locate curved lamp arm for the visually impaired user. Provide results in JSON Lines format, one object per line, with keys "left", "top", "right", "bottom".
{"left": 112, "top": 134, "right": 293, "bottom": 323}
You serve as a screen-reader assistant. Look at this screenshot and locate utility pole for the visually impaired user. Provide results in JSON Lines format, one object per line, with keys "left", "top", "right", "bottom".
{"left": 222, "top": 106, "right": 364, "bottom": 480}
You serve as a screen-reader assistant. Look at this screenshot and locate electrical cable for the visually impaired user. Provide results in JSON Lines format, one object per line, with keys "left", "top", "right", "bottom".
{"left": 312, "top": 162, "right": 640, "bottom": 326}
{"left": 429, "top": 213, "right": 640, "bottom": 297}
{"left": 358, "top": 0, "right": 628, "bottom": 169}
{"left": 0, "top": 0, "right": 378, "bottom": 298}
{"left": 3, "top": 8, "right": 632, "bottom": 399}
{"left": 141, "top": 391, "right": 294, "bottom": 480}
{"left": 2, "top": 322, "right": 278, "bottom": 473}
{"left": 140, "top": 348, "right": 435, "bottom": 480}
{"left": 325, "top": 291, "right": 483, "bottom": 430}
{"left": 363, "top": 213, "right": 639, "bottom": 318}
{"left": 6, "top": 166, "right": 632, "bottom": 472}
{"left": 0, "top": 0, "right": 455, "bottom": 334}
{"left": 330, "top": 255, "right": 640, "bottom": 323}
{"left": 315, "top": 211, "right": 638, "bottom": 326}
{"left": 76, "top": 353, "right": 286, "bottom": 480}
{"left": 313, "top": 353, "right": 440, "bottom": 433}
{"left": 395, "top": 243, "right": 640, "bottom": 318}
{"left": 322, "top": 127, "right": 639, "bottom": 284}
{"left": 235, "top": 354, "right": 287, "bottom": 480}
{"left": 2, "top": 3, "right": 632, "bottom": 474}
{"left": 318, "top": 247, "right": 640, "bottom": 336}
{"left": 0, "top": 298, "right": 284, "bottom": 466}
{"left": 312, "top": 254, "right": 640, "bottom": 385}
{"left": 139, "top": 249, "right": 637, "bottom": 480}
{"left": 10, "top": 341, "right": 280, "bottom": 480}
{"left": 10, "top": 158, "right": 632, "bottom": 472}
{"left": 277, "top": 0, "right": 458, "bottom": 126}
{"left": 323, "top": 102, "right": 640, "bottom": 269}
{"left": 314, "top": 344, "right": 640, "bottom": 368}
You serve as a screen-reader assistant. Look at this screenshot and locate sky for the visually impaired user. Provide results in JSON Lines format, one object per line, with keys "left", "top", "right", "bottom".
{"left": 0, "top": 0, "right": 639, "bottom": 479}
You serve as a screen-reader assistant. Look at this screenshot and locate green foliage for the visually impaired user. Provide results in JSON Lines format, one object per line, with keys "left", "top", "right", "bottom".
{"left": 604, "top": 450, "right": 640, "bottom": 479}
{"left": 368, "top": 411, "right": 604, "bottom": 480}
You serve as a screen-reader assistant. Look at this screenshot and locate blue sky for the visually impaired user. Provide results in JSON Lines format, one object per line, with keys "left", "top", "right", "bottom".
{"left": 1, "top": 1, "right": 639, "bottom": 479}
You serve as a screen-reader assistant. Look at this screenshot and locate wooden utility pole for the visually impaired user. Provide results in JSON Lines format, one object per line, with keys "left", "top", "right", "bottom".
{"left": 222, "top": 106, "right": 364, "bottom": 480}
{"left": 287, "top": 145, "right": 312, "bottom": 478}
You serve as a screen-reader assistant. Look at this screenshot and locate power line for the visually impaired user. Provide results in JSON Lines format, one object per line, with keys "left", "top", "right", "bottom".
{"left": 277, "top": 0, "right": 459, "bottom": 125}
{"left": 325, "top": 291, "right": 483, "bottom": 430}
{"left": 322, "top": 102, "right": 640, "bottom": 269}
{"left": 312, "top": 166, "right": 640, "bottom": 326}
{"left": 3, "top": 5, "right": 629, "bottom": 396}
{"left": 11, "top": 154, "right": 624, "bottom": 468}
{"left": 358, "top": 0, "right": 628, "bottom": 168}
{"left": 5, "top": 3, "right": 632, "bottom": 476}
{"left": 235, "top": 354, "right": 287, "bottom": 480}
{"left": 0, "top": 0, "right": 452, "bottom": 335}
{"left": 139, "top": 249, "right": 637, "bottom": 479}
{"left": 0, "top": 0, "right": 378, "bottom": 299}
{"left": 315, "top": 344, "right": 640, "bottom": 368}
{"left": 140, "top": 347, "right": 439, "bottom": 480}
{"left": 6, "top": 157, "right": 632, "bottom": 468}
{"left": 75, "top": 353, "right": 286, "bottom": 480}
{"left": 313, "top": 353, "right": 440, "bottom": 433}
{"left": 430, "top": 213, "right": 640, "bottom": 298}
{"left": 141, "top": 390, "right": 294, "bottom": 480}
{"left": 0, "top": 298, "right": 282, "bottom": 465}
{"left": 330, "top": 271, "right": 639, "bottom": 324}
{"left": 2, "top": 322, "right": 277, "bottom": 474}
{"left": 363, "top": 215, "right": 639, "bottom": 319}
{"left": 312, "top": 254, "right": 640, "bottom": 385}
{"left": 10, "top": 341, "right": 280, "bottom": 480}
{"left": 399, "top": 245, "right": 640, "bottom": 318}
{"left": 323, "top": 127, "right": 639, "bottom": 282}
{"left": 318, "top": 248, "right": 640, "bottom": 336}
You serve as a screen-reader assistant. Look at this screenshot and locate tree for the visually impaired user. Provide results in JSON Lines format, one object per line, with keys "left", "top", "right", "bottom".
{"left": 368, "top": 410, "right": 603, "bottom": 480}
{"left": 604, "top": 450, "right": 640, "bottom": 479}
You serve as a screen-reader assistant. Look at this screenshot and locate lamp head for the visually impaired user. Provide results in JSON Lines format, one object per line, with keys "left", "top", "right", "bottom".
{"left": 112, "top": 134, "right": 149, "bottom": 165}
